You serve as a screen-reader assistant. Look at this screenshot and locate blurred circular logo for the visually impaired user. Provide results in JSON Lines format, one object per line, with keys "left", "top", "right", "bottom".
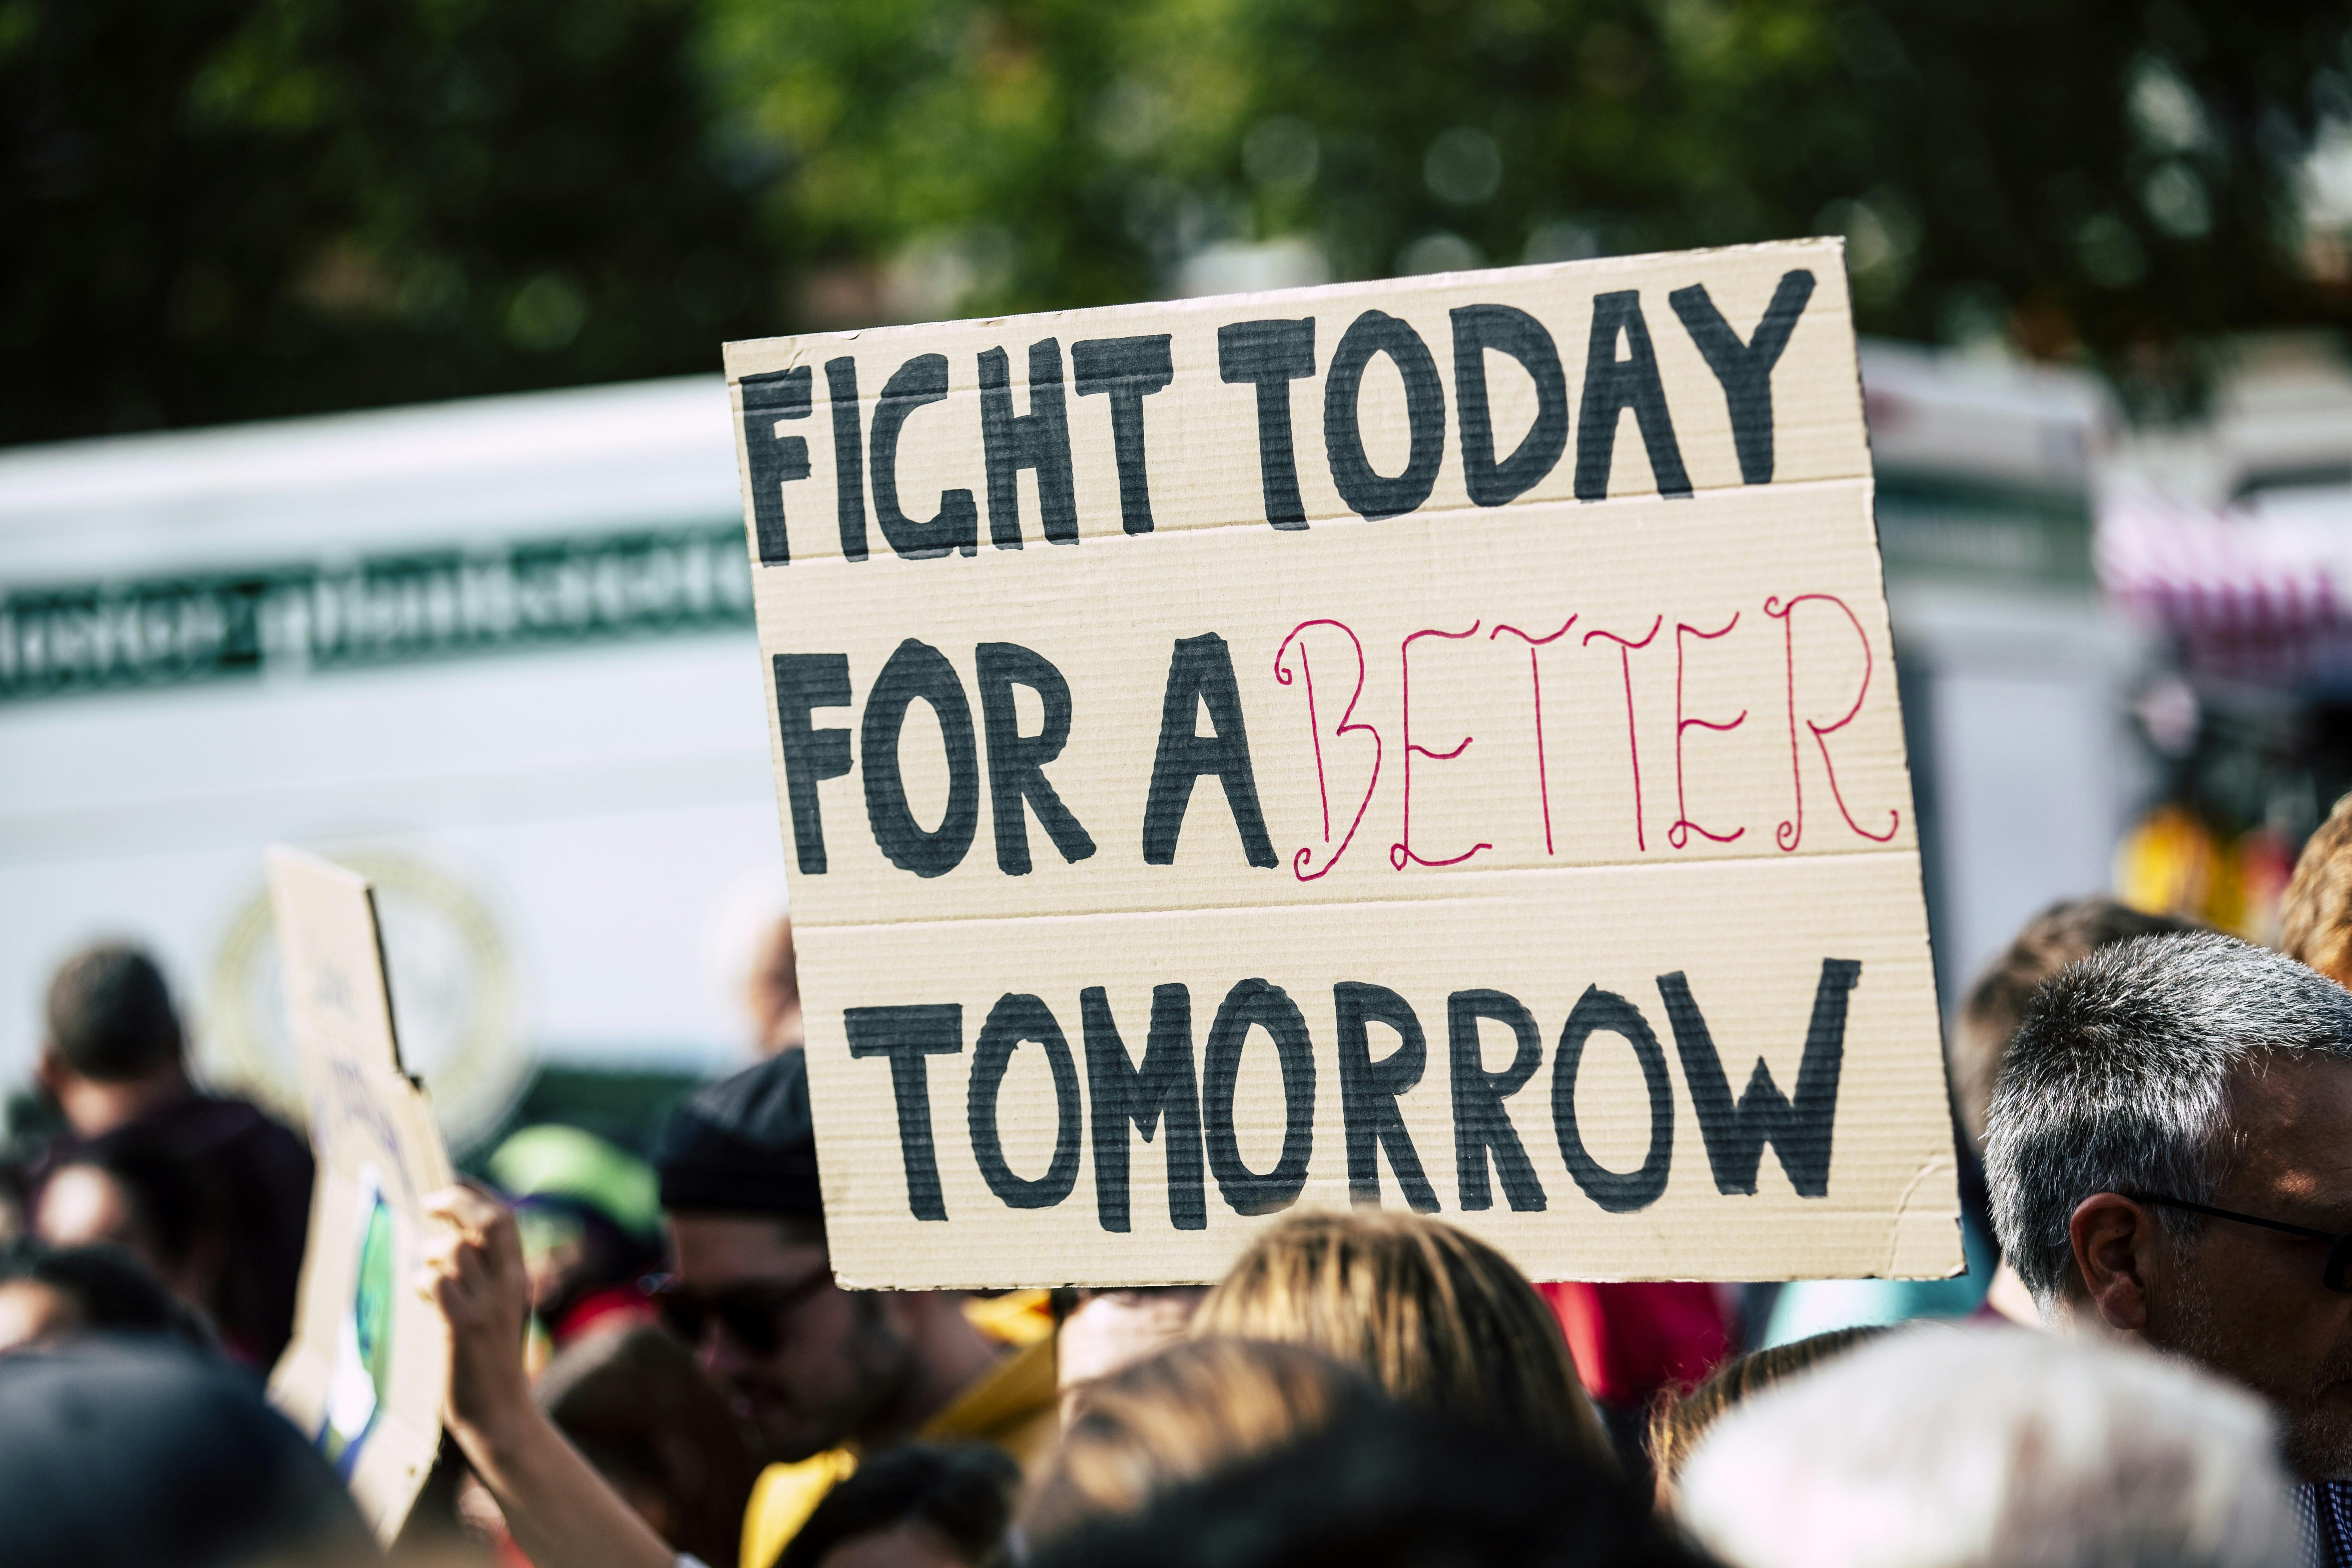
{"left": 203, "top": 851, "right": 526, "bottom": 1155}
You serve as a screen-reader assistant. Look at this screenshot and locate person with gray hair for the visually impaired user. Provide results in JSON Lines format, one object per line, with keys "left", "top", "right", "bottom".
{"left": 1676, "top": 1325, "right": 2301, "bottom": 1568}
{"left": 1982, "top": 930, "right": 2352, "bottom": 1561}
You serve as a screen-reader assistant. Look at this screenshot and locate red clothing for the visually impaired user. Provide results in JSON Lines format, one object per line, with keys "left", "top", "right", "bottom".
{"left": 550, "top": 1284, "right": 659, "bottom": 1349}
{"left": 1541, "top": 1281, "right": 1733, "bottom": 1405}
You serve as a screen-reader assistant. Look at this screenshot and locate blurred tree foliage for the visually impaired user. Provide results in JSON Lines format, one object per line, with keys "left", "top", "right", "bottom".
{"left": 0, "top": 0, "right": 775, "bottom": 443}
{"left": 5, "top": 0, "right": 2350, "bottom": 444}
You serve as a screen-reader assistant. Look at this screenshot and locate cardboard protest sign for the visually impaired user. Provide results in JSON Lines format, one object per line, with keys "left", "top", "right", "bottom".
{"left": 726, "top": 238, "right": 1959, "bottom": 1288}
{"left": 265, "top": 846, "right": 454, "bottom": 1544}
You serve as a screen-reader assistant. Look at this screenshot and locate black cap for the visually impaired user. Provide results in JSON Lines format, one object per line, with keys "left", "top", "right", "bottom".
{"left": 0, "top": 1338, "right": 376, "bottom": 1568}
{"left": 655, "top": 1047, "right": 824, "bottom": 1218}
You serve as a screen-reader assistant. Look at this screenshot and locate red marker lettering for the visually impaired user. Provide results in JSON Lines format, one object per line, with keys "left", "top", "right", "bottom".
{"left": 1582, "top": 616, "right": 1664, "bottom": 853}
{"left": 1489, "top": 617, "right": 1577, "bottom": 857}
{"left": 1390, "top": 621, "right": 1491, "bottom": 870}
{"left": 1275, "top": 620, "right": 1383, "bottom": 881}
{"left": 1667, "top": 613, "right": 1747, "bottom": 849}
{"left": 1765, "top": 592, "right": 1898, "bottom": 850}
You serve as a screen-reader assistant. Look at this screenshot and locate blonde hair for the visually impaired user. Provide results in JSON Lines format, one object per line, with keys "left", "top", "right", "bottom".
{"left": 2284, "top": 793, "right": 2352, "bottom": 986}
{"left": 1646, "top": 1325, "right": 1885, "bottom": 1505}
{"left": 1021, "top": 1337, "right": 1371, "bottom": 1545}
{"left": 1190, "top": 1209, "right": 1608, "bottom": 1460}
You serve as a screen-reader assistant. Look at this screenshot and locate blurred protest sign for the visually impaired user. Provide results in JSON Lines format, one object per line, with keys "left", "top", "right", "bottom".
{"left": 726, "top": 238, "right": 1957, "bottom": 1287}
{"left": 265, "top": 845, "right": 453, "bottom": 1543}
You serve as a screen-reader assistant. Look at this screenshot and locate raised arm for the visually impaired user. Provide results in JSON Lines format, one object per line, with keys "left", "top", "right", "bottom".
{"left": 418, "top": 1185, "right": 684, "bottom": 1568}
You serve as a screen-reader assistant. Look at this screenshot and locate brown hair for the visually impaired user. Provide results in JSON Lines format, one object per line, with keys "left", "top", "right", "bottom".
{"left": 537, "top": 1325, "right": 763, "bottom": 1566}
{"left": 1189, "top": 1209, "right": 1608, "bottom": 1460}
{"left": 1952, "top": 898, "right": 2198, "bottom": 1145}
{"left": 1646, "top": 1325, "right": 1887, "bottom": 1503}
{"left": 1021, "top": 1337, "right": 1374, "bottom": 1546}
{"left": 44, "top": 944, "right": 182, "bottom": 1082}
{"left": 2284, "top": 793, "right": 2352, "bottom": 987}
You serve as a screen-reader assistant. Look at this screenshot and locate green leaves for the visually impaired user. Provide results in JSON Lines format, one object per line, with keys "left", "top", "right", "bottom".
{"left": 5, "top": 0, "right": 2348, "bottom": 443}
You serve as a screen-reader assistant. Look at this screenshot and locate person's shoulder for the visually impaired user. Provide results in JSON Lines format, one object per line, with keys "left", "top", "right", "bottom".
{"left": 742, "top": 1450, "right": 860, "bottom": 1568}
{"left": 921, "top": 1330, "right": 1058, "bottom": 1462}
{"left": 133, "top": 1094, "right": 312, "bottom": 1173}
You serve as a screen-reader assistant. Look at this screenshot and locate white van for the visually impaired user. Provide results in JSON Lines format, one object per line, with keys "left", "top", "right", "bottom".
{"left": 0, "top": 376, "right": 782, "bottom": 1149}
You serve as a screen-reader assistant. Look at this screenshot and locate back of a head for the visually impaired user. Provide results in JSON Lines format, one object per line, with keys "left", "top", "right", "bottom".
{"left": 1022, "top": 1337, "right": 1378, "bottom": 1547}
{"left": 2283, "top": 791, "right": 2352, "bottom": 985}
{"left": 44, "top": 944, "right": 182, "bottom": 1082}
{"left": 1646, "top": 1325, "right": 1887, "bottom": 1500}
{"left": 1676, "top": 1325, "right": 2299, "bottom": 1568}
{"left": 1952, "top": 899, "right": 2198, "bottom": 1146}
{"left": 0, "top": 1338, "right": 377, "bottom": 1568}
{"left": 1191, "top": 1208, "right": 1607, "bottom": 1459}
{"left": 0, "top": 1240, "right": 216, "bottom": 1350}
{"left": 537, "top": 1325, "right": 762, "bottom": 1568}
{"left": 1032, "top": 1395, "right": 1702, "bottom": 1568}
{"left": 44, "top": 1133, "right": 222, "bottom": 1270}
{"left": 1983, "top": 931, "right": 2352, "bottom": 1308}
{"left": 777, "top": 1444, "right": 1021, "bottom": 1568}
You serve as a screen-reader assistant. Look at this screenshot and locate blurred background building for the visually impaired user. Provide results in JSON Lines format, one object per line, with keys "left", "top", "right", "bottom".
{"left": 4, "top": 0, "right": 2352, "bottom": 1154}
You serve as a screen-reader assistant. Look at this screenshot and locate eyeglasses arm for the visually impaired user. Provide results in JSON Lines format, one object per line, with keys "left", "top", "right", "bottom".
{"left": 2125, "top": 1192, "right": 2341, "bottom": 1245}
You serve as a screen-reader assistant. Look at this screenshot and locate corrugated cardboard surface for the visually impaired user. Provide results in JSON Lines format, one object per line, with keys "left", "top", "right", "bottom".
{"left": 724, "top": 238, "right": 1958, "bottom": 1287}
{"left": 265, "top": 846, "right": 454, "bottom": 1544}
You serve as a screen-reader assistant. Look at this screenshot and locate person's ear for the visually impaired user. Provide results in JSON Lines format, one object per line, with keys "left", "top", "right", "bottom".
{"left": 2069, "top": 1192, "right": 2157, "bottom": 1335}
{"left": 33, "top": 1047, "right": 67, "bottom": 1096}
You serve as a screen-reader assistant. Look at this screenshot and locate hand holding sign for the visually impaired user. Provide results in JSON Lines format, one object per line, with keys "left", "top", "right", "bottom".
{"left": 416, "top": 1184, "right": 679, "bottom": 1568}
{"left": 727, "top": 239, "right": 1958, "bottom": 1289}
{"left": 417, "top": 1186, "right": 532, "bottom": 1447}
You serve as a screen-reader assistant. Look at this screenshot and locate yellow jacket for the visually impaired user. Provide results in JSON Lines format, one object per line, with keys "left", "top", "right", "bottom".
{"left": 737, "top": 1292, "right": 1058, "bottom": 1568}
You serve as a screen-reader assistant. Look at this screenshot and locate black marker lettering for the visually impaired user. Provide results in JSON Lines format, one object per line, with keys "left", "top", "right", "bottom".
{"left": 740, "top": 366, "right": 812, "bottom": 565}
{"left": 871, "top": 353, "right": 978, "bottom": 559}
{"left": 845, "top": 1004, "right": 962, "bottom": 1221}
{"left": 968, "top": 992, "right": 1083, "bottom": 1209}
{"left": 1657, "top": 958, "right": 1858, "bottom": 1197}
{"left": 1574, "top": 291, "right": 1692, "bottom": 501}
{"left": 976, "top": 641, "right": 1095, "bottom": 875}
{"left": 862, "top": 639, "right": 981, "bottom": 878}
{"left": 1552, "top": 984, "right": 1675, "bottom": 1212}
{"left": 1324, "top": 310, "right": 1445, "bottom": 521}
{"left": 825, "top": 357, "right": 869, "bottom": 560}
{"left": 1448, "top": 989, "right": 1548, "bottom": 1212}
{"left": 1451, "top": 305, "right": 1569, "bottom": 506}
{"left": 1218, "top": 318, "right": 1317, "bottom": 530}
{"left": 1668, "top": 270, "right": 1817, "bottom": 486}
{"left": 771, "top": 653, "right": 853, "bottom": 874}
{"left": 1203, "top": 978, "right": 1316, "bottom": 1216}
{"left": 1143, "top": 634, "right": 1276, "bottom": 868}
{"left": 978, "top": 338, "right": 1078, "bottom": 549}
{"left": 1073, "top": 334, "right": 1176, "bottom": 535}
{"left": 1334, "top": 982, "right": 1438, "bottom": 1211}
{"left": 1082, "top": 984, "right": 1206, "bottom": 1232}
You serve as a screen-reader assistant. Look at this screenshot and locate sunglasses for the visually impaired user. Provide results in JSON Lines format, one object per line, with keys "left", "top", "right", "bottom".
{"left": 640, "top": 1267, "right": 834, "bottom": 1356}
{"left": 2128, "top": 1193, "right": 2352, "bottom": 1294}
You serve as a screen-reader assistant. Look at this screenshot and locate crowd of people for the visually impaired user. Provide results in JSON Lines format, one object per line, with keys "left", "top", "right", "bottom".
{"left": 14, "top": 792, "right": 2352, "bottom": 1567}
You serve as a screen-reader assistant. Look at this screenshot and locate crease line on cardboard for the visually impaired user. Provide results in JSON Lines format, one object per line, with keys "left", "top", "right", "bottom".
{"left": 731, "top": 473, "right": 1881, "bottom": 570}
{"left": 1879, "top": 1150, "right": 1962, "bottom": 1281}
{"left": 790, "top": 845, "right": 1931, "bottom": 934}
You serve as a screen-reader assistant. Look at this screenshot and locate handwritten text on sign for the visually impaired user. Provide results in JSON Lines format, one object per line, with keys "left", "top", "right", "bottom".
{"left": 726, "top": 239, "right": 1957, "bottom": 1287}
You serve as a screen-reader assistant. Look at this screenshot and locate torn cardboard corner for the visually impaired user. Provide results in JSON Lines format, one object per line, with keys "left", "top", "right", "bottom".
{"left": 265, "top": 845, "right": 454, "bottom": 1546}
{"left": 726, "top": 237, "right": 1962, "bottom": 1289}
